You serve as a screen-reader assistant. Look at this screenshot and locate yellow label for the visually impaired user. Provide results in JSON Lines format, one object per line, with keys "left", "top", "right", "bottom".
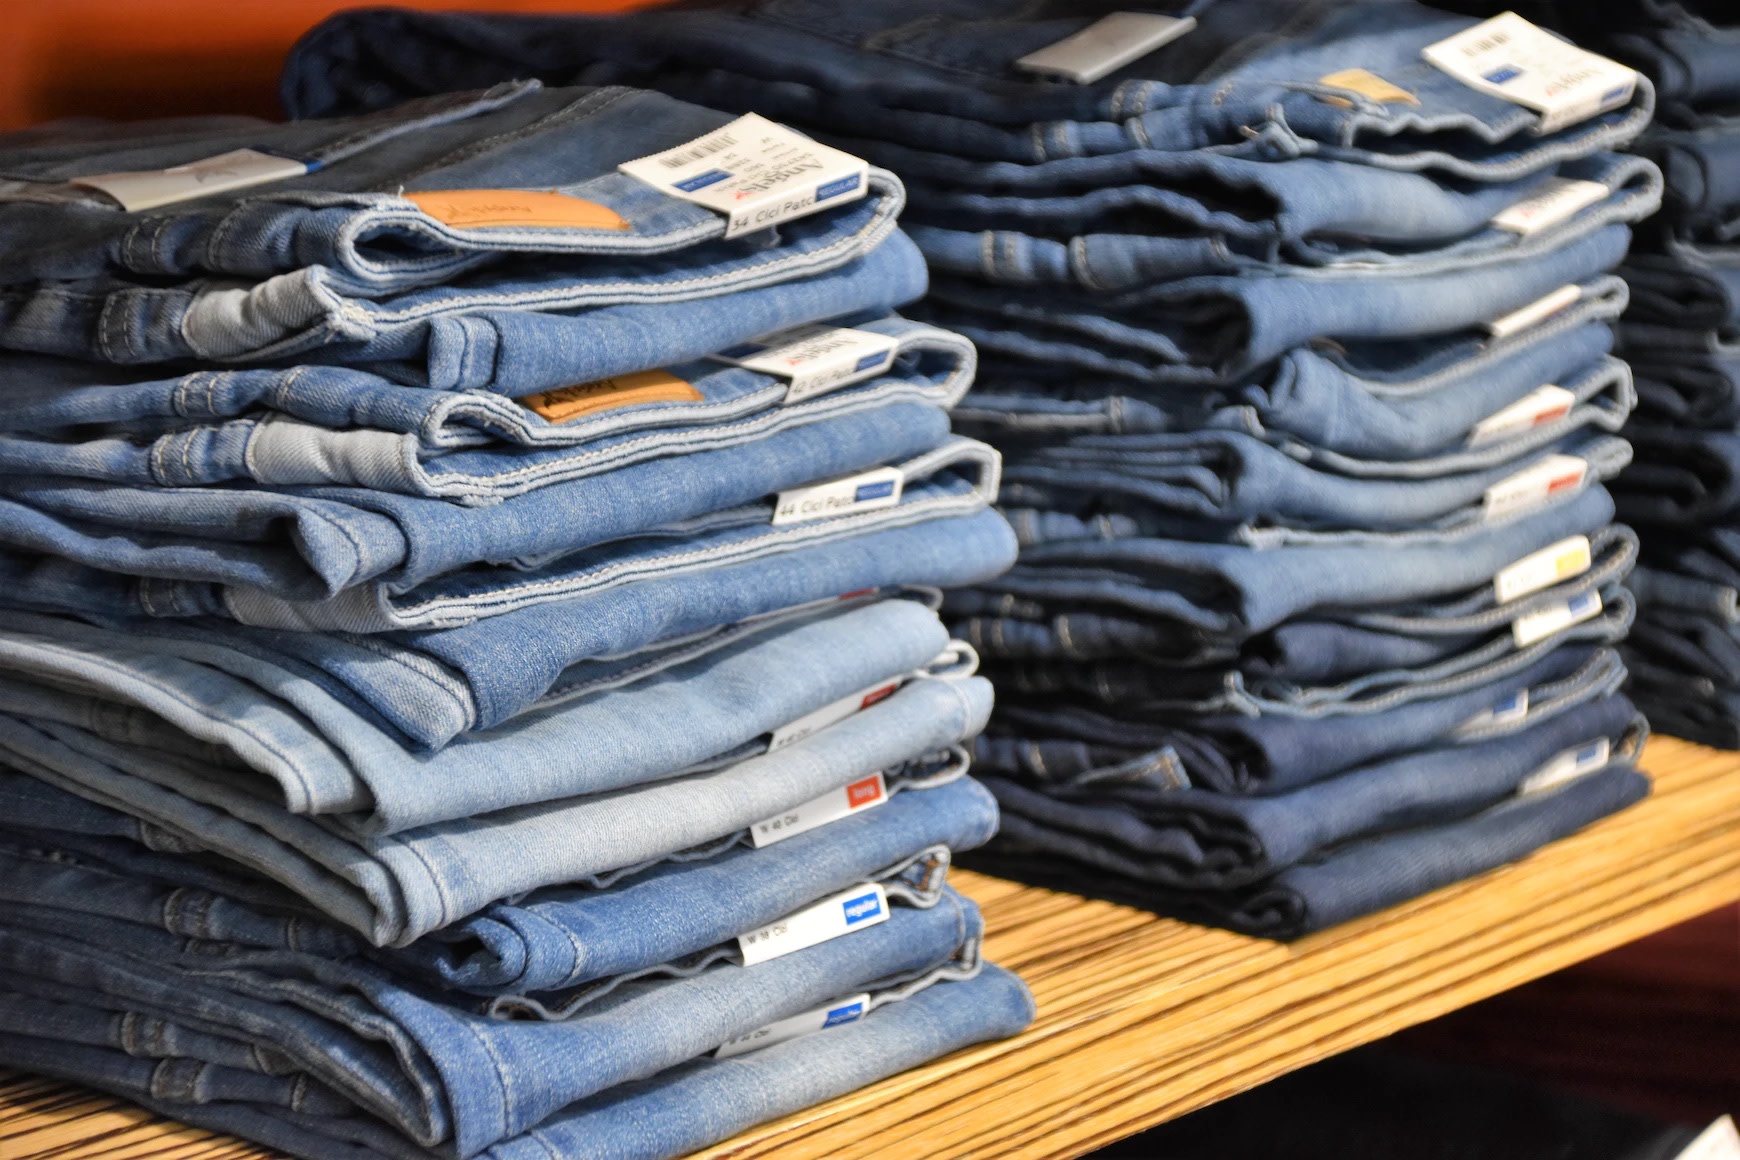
{"left": 1318, "top": 68, "right": 1420, "bottom": 108}
{"left": 519, "top": 370, "right": 701, "bottom": 424}
{"left": 405, "top": 189, "right": 630, "bottom": 231}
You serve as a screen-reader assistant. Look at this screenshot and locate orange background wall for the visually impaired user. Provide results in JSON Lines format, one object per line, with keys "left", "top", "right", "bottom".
{"left": 0, "top": 0, "right": 668, "bottom": 132}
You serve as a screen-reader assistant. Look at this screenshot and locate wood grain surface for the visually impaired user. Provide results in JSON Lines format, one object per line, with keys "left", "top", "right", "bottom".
{"left": 4, "top": 735, "right": 1738, "bottom": 1160}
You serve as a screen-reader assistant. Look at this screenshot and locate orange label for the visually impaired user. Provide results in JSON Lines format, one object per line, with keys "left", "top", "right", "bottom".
{"left": 519, "top": 370, "right": 701, "bottom": 424}
{"left": 405, "top": 189, "right": 630, "bottom": 231}
{"left": 1318, "top": 68, "right": 1420, "bottom": 108}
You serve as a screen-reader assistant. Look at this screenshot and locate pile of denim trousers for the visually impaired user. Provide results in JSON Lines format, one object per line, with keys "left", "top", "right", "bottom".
{"left": 279, "top": 0, "right": 1664, "bottom": 942}
{"left": 0, "top": 82, "right": 1037, "bottom": 1158}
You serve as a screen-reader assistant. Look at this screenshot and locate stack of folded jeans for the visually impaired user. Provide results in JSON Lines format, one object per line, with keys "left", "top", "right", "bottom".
{"left": 278, "top": 1, "right": 1663, "bottom": 943}
{"left": 0, "top": 83, "right": 1036, "bottom": 1158}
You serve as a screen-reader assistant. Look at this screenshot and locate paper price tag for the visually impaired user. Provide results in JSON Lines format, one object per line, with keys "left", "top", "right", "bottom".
{"left": 1015, "top": 13, "right": 1197, "bottom": 84}
{"left": 619, "top": 113, "right": 868, "bottom": 239}
{"left": 1511, "top": 588, "right": 1602, "bottom": 648}
{"left": 714, "top": 993, "right": 870, "bottom": 1058}
{"left": 767, "top": 678, "right": 902, "bottom": 754}
{"left": 1490, "top": 178, "right": 1610, "bottom": 236}
{"left": 1486, "top": 284, "right": 1582, "bottom": 339}
{"left": 71, "top": 148, "right": 311, "bottom": 212}
{"left": 1467, "top": 384, "right": 1576, "bottom": 448}
{"left": 750, "top": 773, "right": 888, "bottom": 848}
{"left": 1422, "top": 12, "right": 1638, "bottom": 135}
{"left": 737, "top": 884, "right": 888, "bottom": 965}
{"left": 1494, "top": 535, "right": 1593, "bottom": 604}
{"left": 1483, "top": 453, "right": 1588, "bottom": 520}
{"left": 1518, "top": 736, "right": 1610, "bottom": 796}
{"left": 1676, "top": 1117, "right": 1740, "bottom": 1160}
{"left": 715, "top": 325, "right": 900, "bottom": 403}
{"left": 772, "top": 466, "right": 903, "bottom": 526}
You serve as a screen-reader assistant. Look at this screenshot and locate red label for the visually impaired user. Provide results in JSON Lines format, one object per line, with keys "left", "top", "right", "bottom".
{"left": 1534, "top": 403, "right": 1572, "bottom": 426}
{"left": 1546, "top": 470, "right": 1582, "bottom": 494}
{"left": 846, "top": 776, "right": 885, "bottom": 809}
{"left": 858, "top": 683, "right": 899, "bottom": 711}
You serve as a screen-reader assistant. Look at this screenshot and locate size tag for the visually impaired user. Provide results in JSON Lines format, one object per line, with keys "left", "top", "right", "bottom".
{"left": 1490, "top": 178, "right": 1610, "bottom": 236}
{"left": 518, "top": 371, "right": 701, "bottom": 424}
{"left": 1467, "top": 384, "right": 1576, "bottom": 448}
{"left": 1511, "top": 588, "right": 1602, "bottom": 648}
{"left": 619, "top": 113, "right": 868, "bottom": 239}
{"left": 404, "top": 189, "right": 628, "bottom": 231}
{"left": 737, "top": 883, "right": 888, "bottom": 965}
{"left": 1677, "top": 1117, "right": 1740, "bottom": 1160}
{"left": 751, "top": 773, "right": 888, "bottom": 848}
{"left": 1483, "top": 453, "right": 1588, "bottom": 520}
{"left": 1518, "top": 736, "right": 1610, "bottom": 796}
{"left": 71, "top": 148, "right": 311, "bottom": 212}
{"left": 772, "top": 466, "right": 903, "bottom": 526}
{"left": 714, "top": 325, "right": 900, "bottom": 404}
{"left": 1318, "top": 68, "right": 1420, "bottom": 108}
{"left": 1486, "top": 284, "right": 1582, "bottom": 339}
{"left": 714, "top": 993, "right": 870, "bottom": 1058}
{"left": 1494, "top": 535, "right": 1593, "bottom": 604}
{"left": 1014, "top": 13, "right": 1197, "bottom": 84}
{"left": 767, "top": 678, "right": 902, "bottom": 753}
{"left": 1422, "top": 12, "right": 1638, "bottom": 135}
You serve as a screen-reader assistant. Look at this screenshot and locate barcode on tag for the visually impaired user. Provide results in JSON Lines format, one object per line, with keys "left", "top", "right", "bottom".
{"left": 1014, "top": 13, "right": 1197, "bottom": 84}
{"left": 1467, "top": 384, "right": 1577, "bottom": 448}
{"left": 1486, "top": 284, "right": 1583, "bottom": 339}
{"left": 620, "top": 113, "right": 869, "bottom": 239}
{"left": 737, "top": 883, "right": 888, "bottom": 965}
{"left": 71, "top": 148, "right": 312, "bottom": 212}
{"left": 1483, "top": 453, "right": 1588, "bottom": 520}
{"left": 767, "top": 678, "right": 902, "bottom": 753}
{"left": 772, "top": 466, "right": 904, "bottom": 526}
{"left": 1423, "top": 13, "right": 1638, "bottom": 135}
{"left": 1494, "top": 535, "right": 1593, "bottom": 604}
{"left": 1512, "top": 588, "right": 1602, "bottom": 647}
{"left": 714, "top": 993, "right": 870, "bottom": 1058}
{"left": 1491, "top": 178, "right": 1610, "bottom": 235}
{"left": 750, "top": 772, "right": 888, "bottom": 848}
{"left": 1518, "top": 737, "right": 1610, "bottom": 796}
{"left": 714, "top": 325, "right": 901, "bottom": 403}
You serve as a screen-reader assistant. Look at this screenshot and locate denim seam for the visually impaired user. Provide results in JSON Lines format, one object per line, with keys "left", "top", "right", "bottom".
{"left": 325, "top": 634, "right": 476, "bottom": 732}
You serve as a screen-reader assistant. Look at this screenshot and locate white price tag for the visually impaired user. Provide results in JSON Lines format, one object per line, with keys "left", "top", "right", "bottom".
{"left": 1511, "top": 588, "right": 1602, "bottom": 648}
{"left": 772, "top": 466, "right": 903, "bottom": 526}
{"left": 619, "top": 113, "right": 868, "bottom": 239}
{"left": 1491, "top": 178, "right": 1610, "bottom": 235}
{"left": 737, "top": 883, "right": 888, "bottom": 965}
{"left": 1483, "top": 453, "right": 1588, "bottom": 520}
{"left": 714, "top": 993, "right": 870, "bottom": 1058}
{"left": 1486, "top": 284, "right": 1582, "bottom": 339}
{"left": 1422, "top": 12, "right": 1638, "bottom": 135}
{"left": 1677, "top": 1117, "right": 1740, "bottom": 1160}
{"left": 767, "top": 678, "right": 902, "bottom": 753}
{"left": 714, "top": 325, "right": 901, "bottom": 404}
{"left": 1467, "top": 384, "right": 1576, "bottom": 448}
{"left": 1014, "top": 13, "right": 1197, "bottom": 84}
{"left": 71, "top": 148, "right": 312, "bottom": 212}
{"left": 1493, "top": 534, "right": 1593, "bottom": 604}
{"left": 1518, "top": 736, "right": 1610, "bottom": 796}
{"left": 750, "top": 772, "right": 889, "bottom": 849}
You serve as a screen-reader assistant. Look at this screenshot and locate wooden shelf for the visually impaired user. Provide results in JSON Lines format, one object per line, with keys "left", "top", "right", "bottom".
{"left": 5, "top": 736, "right": 1738, "bottom": 1160}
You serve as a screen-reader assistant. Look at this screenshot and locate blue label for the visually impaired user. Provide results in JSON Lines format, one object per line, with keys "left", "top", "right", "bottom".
{"left": 1494, "top": 692, "right": 1525, "bottom": 717}
{"left": 853, "top": 480, "right": 896, "bottom": 503}
{"left": 1576, "top": 742, "right": 1605, "bottom": 766}
{"left": 815, "top": 174, "right": 861, "bottom": 202}
{"left": 822, "top": 1001, "right": 866, "bottom": 1028}
{"left": 1568, "top": 591, "right": 1598, "bottom": 615}
{"left": 1600, "top": 84, "right": 1629, "bottom": 104}
{"left": 674, "top": 168, "right": 732, "bottom": 193}
{"left": 853, "top": 351, "right": 887, "bottom": 373}
{"left": 841, "top": 891, "right": 882, "bottom": 926}
{"left": 1482, "top": 66, "right": 1522, "bottom": 84}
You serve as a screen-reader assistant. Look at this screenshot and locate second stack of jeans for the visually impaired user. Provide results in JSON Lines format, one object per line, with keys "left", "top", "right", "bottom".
{"left": 0, "top": 82, "right": 1036, "bottom": 1158}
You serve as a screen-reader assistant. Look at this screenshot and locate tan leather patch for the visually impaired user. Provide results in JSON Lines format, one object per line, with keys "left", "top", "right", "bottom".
{"left": 405, "top": 189, "right": 630, "bottom": 230}
{"left": 519, "top": 371, "right": 702, "bottom": 423}
{"left": 1318, "top": 68, "right": 1421, "bottom": 108}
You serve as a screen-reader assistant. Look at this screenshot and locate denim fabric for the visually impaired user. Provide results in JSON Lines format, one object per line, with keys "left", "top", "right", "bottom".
{"left": 1618, "top": 426, "right": 1740, "bottom": 526}
{"left": 280, "top": 1, "right": 1657, "bottom": 178}
{"left": 0, "top": 317, "right": 976, "bottom": 503}
{"left": 1624, "top": 654, "right": 1740, "bottom": 749}
{"left": 1639, "top": 123, "right": 1740, "bottom": 229}
{"left": 0, "top": 884, "right": 986, "bottom": 1157}
{"left": 978, "top": 693, "right": 1643, "bottom": 889}
{"left": 0, "top": 84, "right": 889, "bottom": 295}
{"left": 1613, "top": 22, "right": 1740, "bottom": 126}
{"left": 0, "top": 671, "right": 994, "bottom": 945}
{"left": 0, "top": 963, "right": 1032, "bottom": 1160}
{"left": 968, "top": 761, "right": 1649, "bottom": 939}
{"left": 0, "top": 597, "right": 963, "bottom": 831}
